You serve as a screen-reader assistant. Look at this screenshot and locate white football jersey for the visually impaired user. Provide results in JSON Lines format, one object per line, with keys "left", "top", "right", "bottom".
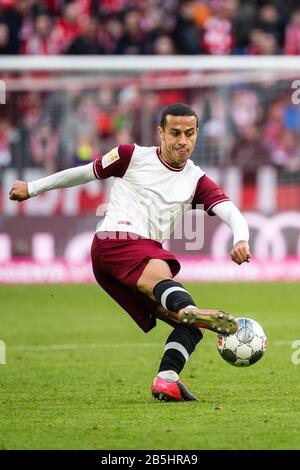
{"left": 93, "top": 144, "right": 229, "bottom": 243}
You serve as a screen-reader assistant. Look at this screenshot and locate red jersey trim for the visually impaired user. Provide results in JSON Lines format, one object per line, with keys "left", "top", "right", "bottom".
{"left": 156, "top": 148, "right": 185, "bottom": 172}
{"left": 192, "top": 175, "right": 230, "bottom": 214}
{"left": 93, "top": 159, "right": 101, "bottom": 179}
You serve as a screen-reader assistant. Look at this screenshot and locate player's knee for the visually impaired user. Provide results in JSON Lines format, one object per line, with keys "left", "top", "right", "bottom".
{"left": 137, "top": 259, "right": 172, "bottom": 298}
{"left": 136, "top": 281, "right": 153, "bottom": 297}
{"left": 137, "top": 276, "right": 170, "bottom": 298}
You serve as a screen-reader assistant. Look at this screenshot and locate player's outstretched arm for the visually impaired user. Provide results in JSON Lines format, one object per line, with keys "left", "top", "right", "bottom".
{"left": 212, "top": 201, "right": 251, "bottom": 265}
{"left": 9, "top": 162, "right": 96, "bottom": 202}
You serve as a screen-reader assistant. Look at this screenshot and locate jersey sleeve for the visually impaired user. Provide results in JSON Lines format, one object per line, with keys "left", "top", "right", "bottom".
{"left": 93, "top": 144, "right": 135, "bottom": 179}
{"left": 28, "top": 162, "right": 96, "bottom": 197}
{"left": 191, "top": 175, "right": 230, "bottom": 215}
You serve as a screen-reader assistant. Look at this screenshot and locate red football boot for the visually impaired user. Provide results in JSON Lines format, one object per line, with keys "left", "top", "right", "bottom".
{"left": 151, "top": 376, "right": 198, "bottom": 402}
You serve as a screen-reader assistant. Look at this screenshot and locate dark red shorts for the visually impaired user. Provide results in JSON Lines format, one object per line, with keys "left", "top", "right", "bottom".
{"left": 91, "top": 232, "right": 181, "bottom": 332}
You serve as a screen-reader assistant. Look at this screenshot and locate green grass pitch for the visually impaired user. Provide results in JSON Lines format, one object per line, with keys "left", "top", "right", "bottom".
{"left": 0, "top": 283, "right": 299, "bottom": 450}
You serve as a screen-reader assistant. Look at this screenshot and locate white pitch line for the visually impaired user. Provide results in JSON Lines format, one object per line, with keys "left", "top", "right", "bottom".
{"left": 10, "top": 342, "right": 161, "bottom": 352}
{"left": 8, "top": 340, "right": 294, "bottom": 352}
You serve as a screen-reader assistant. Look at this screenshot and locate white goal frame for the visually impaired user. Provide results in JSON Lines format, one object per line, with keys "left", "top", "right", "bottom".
{"left": 0, "top": 55, "right": 300, "bottom": 72}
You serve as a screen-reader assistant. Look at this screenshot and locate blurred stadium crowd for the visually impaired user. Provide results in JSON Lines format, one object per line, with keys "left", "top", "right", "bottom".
{"left": 1, "top": 0, "right": 300, "bottom": 56}
{"left": 1, "top": 75, "right": 300, "bottom": 185}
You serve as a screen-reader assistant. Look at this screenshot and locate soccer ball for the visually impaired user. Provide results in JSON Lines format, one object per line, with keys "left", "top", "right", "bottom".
{"left": 217, "top": 317, "right": 267, "bottom": 367}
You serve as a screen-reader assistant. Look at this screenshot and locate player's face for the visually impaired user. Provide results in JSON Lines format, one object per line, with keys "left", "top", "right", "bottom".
{"left": 158, "top": 115, "right": 198, "bottom": 168}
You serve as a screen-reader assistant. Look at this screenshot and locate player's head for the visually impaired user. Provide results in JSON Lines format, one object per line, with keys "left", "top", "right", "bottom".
{"left": 160, "top": 103, "right": 199, "bottom": 129}
{"left": 158, "top": 103, "right": 199, "bottom": 168}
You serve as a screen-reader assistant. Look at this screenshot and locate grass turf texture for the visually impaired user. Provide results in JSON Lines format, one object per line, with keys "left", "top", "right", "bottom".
{"left": 0, "top": 283, "right": 299, "bottom": 450}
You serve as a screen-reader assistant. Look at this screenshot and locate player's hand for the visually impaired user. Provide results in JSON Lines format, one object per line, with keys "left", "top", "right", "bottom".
{"left": 9, "top": 180, "right": 30, "bottom": 201}
{"left": 230, "top": 240, "right": 251, "bottom": 265}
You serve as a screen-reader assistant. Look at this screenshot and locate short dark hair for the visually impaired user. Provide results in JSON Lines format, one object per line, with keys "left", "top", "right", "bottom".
{"left": 160, "top": 103, "right": 198, "bottom": 128}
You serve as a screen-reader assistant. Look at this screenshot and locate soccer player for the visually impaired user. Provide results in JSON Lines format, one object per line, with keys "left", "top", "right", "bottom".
{"left": 9, "top": 103, "right": 251, "bottom": 402}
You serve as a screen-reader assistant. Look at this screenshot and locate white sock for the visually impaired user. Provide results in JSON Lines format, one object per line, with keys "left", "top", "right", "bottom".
{"left": 158, "top": 370, "right": 179, "bottom": 382}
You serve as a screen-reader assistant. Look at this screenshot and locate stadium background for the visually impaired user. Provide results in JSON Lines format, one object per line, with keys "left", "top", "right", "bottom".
{"left": 1, "top": 0, "right": 300, "bottom": 451}
{"left": 1, "top": 61, "right": 300, "bottom": 281}
{"left": 1, "top": 0, "right": 300, "bottom": 282}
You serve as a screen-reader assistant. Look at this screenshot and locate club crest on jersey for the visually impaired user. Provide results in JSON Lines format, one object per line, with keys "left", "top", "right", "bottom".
{"left": 102, "top": 148, "right": 120, "bottom": 169}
